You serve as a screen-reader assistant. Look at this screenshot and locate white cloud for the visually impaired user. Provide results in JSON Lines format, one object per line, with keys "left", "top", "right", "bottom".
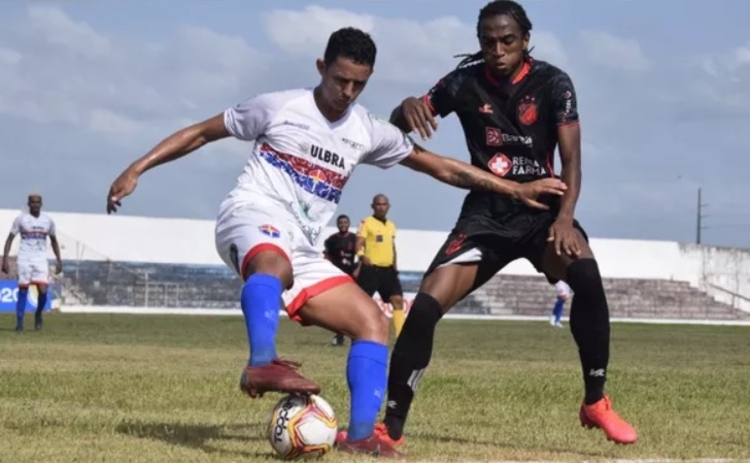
{"left": 0, "top": 3, "right": 748, "bottom": 247}
{"left": 24, "top": 5, "right": 111, "bottom": 59}
{"left": 579, "top": 30, "right": 649, "bottom": 72}
{"left": 264, "top": 6, "right": 376, "bottom": 52}
{"left": 264, "top": 5, "right": 477, "bottom": 85}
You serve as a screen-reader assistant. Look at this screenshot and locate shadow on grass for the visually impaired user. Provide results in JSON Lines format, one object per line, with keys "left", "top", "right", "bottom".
{"left": 116, "top": 420, "right": 276, "bottom": 460}
{"left": 413, "top": 431, "right": 613, "bottom": 459}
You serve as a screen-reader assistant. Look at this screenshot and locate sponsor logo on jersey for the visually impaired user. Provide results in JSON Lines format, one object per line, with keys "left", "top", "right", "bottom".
{"left": 309, "top": 144, "right": 345, "bottom": 169}
{"left": 485, "top": 127, "right": 533, "bottom": 147}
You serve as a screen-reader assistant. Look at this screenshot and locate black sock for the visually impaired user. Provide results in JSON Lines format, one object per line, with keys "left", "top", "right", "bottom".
{"left": 383, "top": 292, "right": 442, "bottom": 440}
{"left": 565, "top": 259, "right": 610, "bottom": 405}
{"left": 35, "top": 292, "right": 47, "bottom": 319}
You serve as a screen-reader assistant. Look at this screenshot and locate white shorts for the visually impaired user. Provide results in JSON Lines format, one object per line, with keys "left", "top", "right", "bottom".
{"left": 214, "top": 199, "right": 352, "bottom": 322}
{"left": 17, "top": 261, "right": 49, "bottom": 287}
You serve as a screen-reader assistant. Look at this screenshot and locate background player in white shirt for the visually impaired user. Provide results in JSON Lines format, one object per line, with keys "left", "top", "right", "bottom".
{"left": 1, "top": 193, "right": 62, "bottom": 331}
{"left": 551, "top": 280, "right": 572, "bottom": 327}
{"left": 105, "top": 27, "right": 566, "bottom": 458}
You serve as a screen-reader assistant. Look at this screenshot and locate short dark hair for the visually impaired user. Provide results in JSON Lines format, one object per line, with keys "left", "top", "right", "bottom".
{"left": 455, "top": 0, "right": 534, "bottom": 69}
{"left": 337, "top": 214, "right": 350, "bottom": 221}
{"left": 323, "top": 27, "right": 377, "bottom": 68}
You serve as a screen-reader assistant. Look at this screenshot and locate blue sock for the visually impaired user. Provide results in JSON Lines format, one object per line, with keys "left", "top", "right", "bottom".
{"left": 16, "top": 288, "right": 28, "bottom": 327}
{"left": 241, "top": 274, "right": 282, "bottom": 366}
{"left": 346, "top": 340, "right": 388, "bottom": 441}
{"left": 552, "top": 298, "right": 565, "bottom": 322}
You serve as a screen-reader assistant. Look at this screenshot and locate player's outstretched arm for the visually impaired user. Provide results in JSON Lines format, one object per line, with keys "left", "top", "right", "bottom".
{"left": 399, "top": 145, "right": 567, "bottom": 210}
{"left": 106, "top": 114, "right": 230, "bottom": 214}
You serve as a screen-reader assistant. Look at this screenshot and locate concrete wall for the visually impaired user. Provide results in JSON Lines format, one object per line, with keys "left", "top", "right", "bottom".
{"left": 1, "top": 208, "right": 748, "bottom": 307}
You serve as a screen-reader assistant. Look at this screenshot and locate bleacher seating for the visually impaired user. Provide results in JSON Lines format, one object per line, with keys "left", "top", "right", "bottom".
{"left": 49, "top": 260, "right": 749, "bottom": 320}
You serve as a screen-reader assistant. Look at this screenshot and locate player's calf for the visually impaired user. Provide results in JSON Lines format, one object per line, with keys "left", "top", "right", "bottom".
{"left": 297, "top": 282, "right": 390, "bottom": 445}
{"left": 14, "top": 287, "right": 29, "bottom": 331}
{"left": 382, "top": 292, "right": 443, "bottom": 442}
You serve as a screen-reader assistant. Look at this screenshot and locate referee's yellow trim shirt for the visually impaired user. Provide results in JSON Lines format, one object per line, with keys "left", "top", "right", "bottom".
{"left": 357, "top": 216, "right": 396, "bottom": 267}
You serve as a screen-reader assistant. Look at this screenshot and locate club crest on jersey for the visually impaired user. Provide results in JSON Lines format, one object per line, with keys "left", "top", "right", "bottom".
{"left": 258, "top": 224, "right": 281, "bottom": 238}
{"left": 488, "top": 153, "right": 512, "bottom": 177}
{"left": 517, "top": 95, "right": 538, "bottom": 125}
{"left": 310, "top": 145, "right": 345, "bottom": 169}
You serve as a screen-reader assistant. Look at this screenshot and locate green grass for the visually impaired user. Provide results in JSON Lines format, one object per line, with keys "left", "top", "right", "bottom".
{"left": 0, "top": 313, "right": 749, "bottom": 462}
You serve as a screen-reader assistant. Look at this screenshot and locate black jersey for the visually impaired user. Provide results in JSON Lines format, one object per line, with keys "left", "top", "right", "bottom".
{"left": 323, "top": 231, "right": 357, "bottom": 275}
{"left": 422, "top": 58, "right": 579, "bottom": 222}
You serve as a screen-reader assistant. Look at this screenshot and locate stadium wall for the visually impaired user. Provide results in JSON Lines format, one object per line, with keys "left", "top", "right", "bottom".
{"left": 1, "top": 208, "right": 748, "bottom": 311}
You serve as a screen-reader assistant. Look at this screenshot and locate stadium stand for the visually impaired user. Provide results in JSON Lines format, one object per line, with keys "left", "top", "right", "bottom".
{"left": 1, "top": 209, "right": 749, "bottom": 321}
{"left": 28, "top": 259, "right": 742, "bottom": 320}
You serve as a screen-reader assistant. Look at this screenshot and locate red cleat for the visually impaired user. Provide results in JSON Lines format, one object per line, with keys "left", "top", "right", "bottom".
{"left": 239, "top": 358, "right": 320, "bottom": 398}
{"left": 579, "top": 394, "right": 638, "bottom": 444}
{"left": 374, "top": 423, "right": 405, "bottom": 447}
{"left": 336, "top": 430, "right": 404, "bottom": 459}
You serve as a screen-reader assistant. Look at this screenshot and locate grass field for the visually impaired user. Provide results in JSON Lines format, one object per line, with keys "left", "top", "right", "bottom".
{"left": 1, "top": 313, "right": 749, "bottom": 463}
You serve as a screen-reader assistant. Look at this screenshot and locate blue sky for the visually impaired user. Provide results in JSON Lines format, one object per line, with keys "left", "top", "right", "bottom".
{"left": 1, "top": 0, "right": 749, "bottom": 248}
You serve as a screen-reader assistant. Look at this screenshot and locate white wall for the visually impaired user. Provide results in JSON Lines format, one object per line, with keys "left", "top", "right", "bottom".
{"left": 1, "top": 208, "right": 748, "bottom": 302}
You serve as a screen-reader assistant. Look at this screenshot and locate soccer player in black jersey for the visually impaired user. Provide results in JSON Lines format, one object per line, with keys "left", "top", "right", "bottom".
{"left": 376, "top": 0, "right": 637, "bottom": 448}
{"left": 323, "top": 214, "right": 358, "bottom": 346}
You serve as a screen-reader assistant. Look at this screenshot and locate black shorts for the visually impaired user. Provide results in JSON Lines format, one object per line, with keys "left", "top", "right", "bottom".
{"left": 426, "top": 208, "right": 588, "bottom": 290}
{"left": 357, "top": 265, "right": 403, "bottom": 301}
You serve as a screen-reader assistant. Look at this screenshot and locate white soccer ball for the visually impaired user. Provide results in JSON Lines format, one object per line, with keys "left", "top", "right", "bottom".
{"left": 265, "top": 394, "right": 338, "bottom": 460}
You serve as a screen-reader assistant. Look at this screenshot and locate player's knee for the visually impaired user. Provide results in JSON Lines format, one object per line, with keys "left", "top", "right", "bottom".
{"left": 18, "top": 287, "right": 28, "bottom": 296}
{"left": 349, "top": 302, "right": 389, "bottom": 344}
{"left": 565, "top": 258, "right": 603, "bottom": 294}
{"left": 402, "top": 292, "right": 443, "bottom": 334}
{"left": 245, "top": 251, "right": 293, "bottom": 287}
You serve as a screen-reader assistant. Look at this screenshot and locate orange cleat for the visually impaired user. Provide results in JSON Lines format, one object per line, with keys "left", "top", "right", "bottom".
{"left": 335, "top": 431, "right": 404, "bottom": 459}
{"left": 374, "top": 423, "right": 405, "bottom": 447}
{"left": 239, "top": 358, "right": 320, "bottom": 398}
{"left": 579, "top": 394, "right": 638, "bottom": 444}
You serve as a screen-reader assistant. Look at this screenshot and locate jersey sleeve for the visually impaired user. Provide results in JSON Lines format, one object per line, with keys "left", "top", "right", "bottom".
{"left": 356, "top": 220, "right": 369, "bottom": 239}
{"left": 10, "top": 216, "right": 21, "bottom": 234}
{"left": 223, "top": 92, "right": 285, "bottom": 141}
{"left": 47, "top": 218, "right": 56, "bottom": 237}
{"left": 550, "top": 72, "right": 579, "bottom": 126}
{"left": 361, "top": 114, "right": 415, "bottom": 169}
{"left": 422, "top": 70, "right": 462, "bottom": 118}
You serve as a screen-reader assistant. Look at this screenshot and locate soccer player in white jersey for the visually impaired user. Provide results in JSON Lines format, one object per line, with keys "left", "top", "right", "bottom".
{"left": 105, "top": 27, "right": 566, "bottom": 458}
{"left": 551, "top": 280, "right": 572, "bottom": 327}
{"left": 1, "top": 193, "right": 63, "bottom": 331}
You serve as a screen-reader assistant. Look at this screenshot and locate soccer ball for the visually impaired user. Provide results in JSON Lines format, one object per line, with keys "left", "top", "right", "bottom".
{"left": 265, "top": 394, "right": 338, "bottom": 460}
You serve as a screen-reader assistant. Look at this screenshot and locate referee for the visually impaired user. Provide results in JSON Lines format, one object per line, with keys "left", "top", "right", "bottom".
{"left": 323, "top": 214, "right": 358, "bottom": 346}
{"left": 355, "top": 194, "right": 405, "bottom": 337}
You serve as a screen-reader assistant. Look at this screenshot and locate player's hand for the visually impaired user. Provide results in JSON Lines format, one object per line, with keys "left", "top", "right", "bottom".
{"left": 107, "top": 168, "right": 140, "bottom": 214}
{"left": 548, "top": 217, "right": 583, "bottom": 258}
{"left": 360, "top": 256, "right": 372, "bottom": 266}
{"left": 55, "top": 260, "right": 63, "bottom": 275}
{"left": 402, "top": 97, "right": 438, "bottom": 140}
{"left": 514, "top": 178, "right": 567, "bottom": 210}
{"left": 1, "top": 259, "right": 8, "bottom": 274}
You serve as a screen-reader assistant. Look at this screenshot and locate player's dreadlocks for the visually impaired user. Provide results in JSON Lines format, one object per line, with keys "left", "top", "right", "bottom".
{"left": 455, "top": 0, "right": 533, "bottom": 69}
{"left": 324, "top": 27, "right": 377, "bottom": 68}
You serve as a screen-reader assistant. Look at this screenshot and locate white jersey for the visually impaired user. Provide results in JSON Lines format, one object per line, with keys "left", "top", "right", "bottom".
{"left": 555, "top": 280, "right": 572, "bottom": 298}
{"left": 221, "top": 88, "right": 414, "bottom": 244}
{"left": 11, "top": 213, "right": 56, "bottom": 263}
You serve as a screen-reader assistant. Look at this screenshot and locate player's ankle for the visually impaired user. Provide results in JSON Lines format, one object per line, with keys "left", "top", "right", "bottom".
{"left": 584, "top": 388, "right": 605, "bottom": 405}
{"left": 383, "top": 416, "right": 405, "bottom": 440}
